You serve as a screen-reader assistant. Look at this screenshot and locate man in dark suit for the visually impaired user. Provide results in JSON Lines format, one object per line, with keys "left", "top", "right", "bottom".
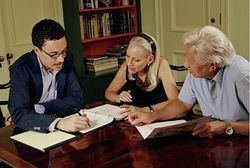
{"left": 8, "top": 19, "right": 90, "bottom": 133}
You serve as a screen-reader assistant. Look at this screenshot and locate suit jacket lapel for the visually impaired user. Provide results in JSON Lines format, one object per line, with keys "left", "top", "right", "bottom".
{"left": 29, "top": 51, "right": 43, "bottom": 102}
{"left": 56, "top": 55, "right": 71, "bottom": 98}
{"left": 56, "top": 71, "right": 66, "bottom": 98}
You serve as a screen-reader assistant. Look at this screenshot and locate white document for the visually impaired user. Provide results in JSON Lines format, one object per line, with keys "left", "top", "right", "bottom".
{"left": 79, "top": 110, "right": 114, "bottom": 134}
{"left": 136, "top": 120, "right": 187, "bottom": 139}
{"left": 11, "top": 130, "right": 76, "bottom": 152}
{"left": 136, "top": 116, "right": 211, "bottom": 139}
{"left": 83, "top": 104, "right": 125, "bottom": 121}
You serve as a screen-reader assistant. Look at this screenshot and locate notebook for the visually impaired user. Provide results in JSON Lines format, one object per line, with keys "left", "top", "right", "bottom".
{"left": 11, "top": 130, "right": 77, "bottom": 152}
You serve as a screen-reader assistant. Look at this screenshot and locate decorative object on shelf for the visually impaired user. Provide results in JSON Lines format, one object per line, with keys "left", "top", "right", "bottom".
{"left": 84, "top": 0, "right": 92, "bottom": 9}
{"left": 99, "top": 0, "right": 113, "bottom": 7}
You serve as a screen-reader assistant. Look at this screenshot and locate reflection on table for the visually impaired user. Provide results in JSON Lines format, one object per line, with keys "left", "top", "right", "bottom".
{"left": 0, "top": 120, "right": 248, "bottom": 168}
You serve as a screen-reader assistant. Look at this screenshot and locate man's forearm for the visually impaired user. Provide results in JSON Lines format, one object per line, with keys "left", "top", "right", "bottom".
{"left": 153, "top": 99, "right": 190, "bottom": 121}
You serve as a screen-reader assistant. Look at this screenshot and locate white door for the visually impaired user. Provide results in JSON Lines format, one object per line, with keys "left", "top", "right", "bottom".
{"left": 0, "top": 0, "right": 64, "bottom": 117}
{"left": 141, "top": 0, "right": 222, "bottom": 84}
{"left": 162, "top": 0, "right": 221, "bottom": 83}
{"left": 162, "top": 0, "right": 221, "bottom": 64}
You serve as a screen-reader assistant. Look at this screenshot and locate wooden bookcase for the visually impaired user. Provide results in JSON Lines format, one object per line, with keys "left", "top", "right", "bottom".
{"left": 62, "top": 0, "right": 141, "bottom": 103}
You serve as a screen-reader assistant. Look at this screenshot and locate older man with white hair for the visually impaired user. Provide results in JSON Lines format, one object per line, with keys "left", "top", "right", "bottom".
{"left": 128, "top": 25, "right": 249, "bottom": 138}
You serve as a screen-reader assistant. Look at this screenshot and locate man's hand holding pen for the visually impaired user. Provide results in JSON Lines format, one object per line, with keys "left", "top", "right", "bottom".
{"left": 77, "top": 111, "right": 91, "bottom": 127}
{"left": 55, "top": 109, "right": 91, "bottom": 132}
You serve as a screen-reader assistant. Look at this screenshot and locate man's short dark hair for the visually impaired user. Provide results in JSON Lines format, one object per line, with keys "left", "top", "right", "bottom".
{"left": 32, "top": 19, "right": 65, "bottom": 48}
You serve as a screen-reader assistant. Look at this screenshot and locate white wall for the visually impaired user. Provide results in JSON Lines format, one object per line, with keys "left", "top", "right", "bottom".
{"left": 141, "top": 0, "right": 249, "bottom": 60}
{"left": 226, "top": 0, "right": 249, "bottom": 59}
{"left": 140, "top": 0, "right": 156, "bottom": 38}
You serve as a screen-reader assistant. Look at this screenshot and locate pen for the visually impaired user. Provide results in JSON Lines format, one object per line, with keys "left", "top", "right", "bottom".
{"left": 77, "top": 111, "right": 91, "bottom": 127}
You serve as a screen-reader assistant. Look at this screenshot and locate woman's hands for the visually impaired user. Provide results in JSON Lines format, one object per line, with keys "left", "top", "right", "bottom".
{"left": 118, "top": 90, "right": 132, "bottom": 103}
{"left": 120, "top": 104, "right": 155, "bottom": 125}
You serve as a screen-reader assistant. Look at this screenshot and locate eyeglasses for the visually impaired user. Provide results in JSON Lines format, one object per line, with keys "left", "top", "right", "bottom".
{"left": 40, "top": 47, "right": 68, "bottom": 59}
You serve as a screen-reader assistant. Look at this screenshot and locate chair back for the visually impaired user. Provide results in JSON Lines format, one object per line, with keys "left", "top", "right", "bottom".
{"left": 169, "top": 65, "right": 187, "bottom": 88}
{"left": 0, "top": 81, "right": 10, "bottom": 127}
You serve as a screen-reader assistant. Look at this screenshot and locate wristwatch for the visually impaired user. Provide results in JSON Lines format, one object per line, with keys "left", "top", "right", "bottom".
{"left": 225, "top": 121, "right": 233, "bottom": 135}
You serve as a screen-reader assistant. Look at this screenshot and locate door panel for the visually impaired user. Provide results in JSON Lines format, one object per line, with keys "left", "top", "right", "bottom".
{"left": 163, "top": 0, "right": 221, "bottom": 63}
{"left": 162, "top": 0, "right": 221, "bottom": 84}
{"left": 0, "top": 0, "right": 64, "bottom": 117}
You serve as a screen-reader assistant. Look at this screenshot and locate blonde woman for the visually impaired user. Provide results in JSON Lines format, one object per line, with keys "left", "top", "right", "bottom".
{"left": 128, "top": 26, "right": 249, "bottom": 137}
{"left": 105, "top": 33, "right": 179, "bottom": 114}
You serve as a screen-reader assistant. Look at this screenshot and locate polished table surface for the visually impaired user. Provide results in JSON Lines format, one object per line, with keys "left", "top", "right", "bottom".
{"left": 0, "top": 121, "right": 248, "bottom": 168}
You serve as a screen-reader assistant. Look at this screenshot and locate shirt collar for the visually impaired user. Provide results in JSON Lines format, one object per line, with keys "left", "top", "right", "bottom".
{"left": 37, "top": 56, "right": 58, "bottom": 75}
{"left": 210, "top": 67, "right": 225, "bottom": 87}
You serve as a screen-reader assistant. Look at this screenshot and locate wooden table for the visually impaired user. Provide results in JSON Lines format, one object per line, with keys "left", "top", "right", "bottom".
{"left": 0, "top": 121, "right": 248, "bottom": 168}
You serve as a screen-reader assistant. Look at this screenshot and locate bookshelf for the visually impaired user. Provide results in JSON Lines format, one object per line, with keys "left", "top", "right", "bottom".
{"left": 62, "top": 0, "right": 141, "bottom": 103}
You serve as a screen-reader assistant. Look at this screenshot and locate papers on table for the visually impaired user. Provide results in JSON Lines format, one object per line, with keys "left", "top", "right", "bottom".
{"left": 79, "top": 110, "right": 114, "bottom": 134}
{"left": 83, "top": 104, "right": 126, "bottom": 121}
{"left": 136, "top": 116, "right": 212, "bottom": 139}
{"left": 11, "top": 104, "right": 119, "bottom": 152}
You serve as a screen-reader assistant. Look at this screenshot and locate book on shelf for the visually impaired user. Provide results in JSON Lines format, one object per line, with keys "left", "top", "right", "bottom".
{"left": 122, "top": 0, "right": 131, "bottom": 6}
{"left": 86, "top": 61, "right": 118, "bottom": 69}
{"left": 106, "top": 44, "right": 128, "bottom": 53}
{"left": 78, "top": 0, "right": 83, "bottom": 9}
{"left": 136, "top": 116, "right": 212, "bottom": 139}
{"left": 86, "top": 62, "right": 118, "bottom": 72}
{"left": 105, "top": 44, "right": 128, "bottom": 66}
{"left": 117, "top": 56, "right": 126, "bottom": 66}
{"left": 86, "top": 56, "right": 117, "bottom": 64}
{"left": 80, "top": 11, "right": 134, "bottom": 39}
{"left": 79, "top": 0, "right": 133, "bottom": 9}
{"left": 86, "top": 56, "right": 118, "bottom": 72}
{"left": 85, "top": 55, "right": 108, "bottom": 60}
{"left": 86, "top": 67, "right": 118, "bottom": 76}
{"left": 105, "top": 52, "right": 125, "bottom": 57}
{"left": 79, "top": 15, "right": 85, "bottom": 40}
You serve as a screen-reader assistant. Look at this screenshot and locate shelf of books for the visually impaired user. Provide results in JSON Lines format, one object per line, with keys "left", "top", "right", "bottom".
{"left": 62, "top": 0, "right": 140, "bottom": 103}
{"left": 78, "top": 0, "right": 139, "bottom": 76}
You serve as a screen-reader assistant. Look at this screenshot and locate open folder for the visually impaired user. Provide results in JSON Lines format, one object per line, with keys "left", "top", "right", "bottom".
{"left": 136, "top": 116, "right": 212, "bottom": 139}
